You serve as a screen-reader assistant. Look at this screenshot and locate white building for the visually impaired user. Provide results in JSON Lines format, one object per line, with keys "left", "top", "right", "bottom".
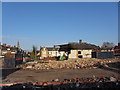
{"left": 40, "top": 46, "right": 60, "bottom": 58}
{"left": 58, "top": 40, "right": 100, "bottom": 59}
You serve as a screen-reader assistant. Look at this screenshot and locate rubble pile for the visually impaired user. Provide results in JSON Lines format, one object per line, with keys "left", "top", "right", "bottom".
{"left": 18, "top": 59, "right": 120, "bottom": 70}
{"left": 2, "top": 76, "right": 120, "bottom": 89}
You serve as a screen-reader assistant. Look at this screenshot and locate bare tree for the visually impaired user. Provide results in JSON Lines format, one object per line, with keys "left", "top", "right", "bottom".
{"left": 30, "top": 45, "right": 37, "bottom": 59}
{"left": 101, "top": 42, "right": 115, "bottom": 48}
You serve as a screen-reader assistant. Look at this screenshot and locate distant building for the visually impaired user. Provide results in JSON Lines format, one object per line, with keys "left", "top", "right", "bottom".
{"left": 100, "top": 46, "right": 114, "bottom": 52}
{"left": 95, "top": 45, "right": 114, "bottom": 59}
{"left": 58, "top": 40, "right": 100, "bottom": 59}
{"left": 1, "top": 44, "right": 18, "bottom": 55}
{"left": 114, "top": 43, "right": 120, "bottom": 57}
{"left": 39, "top": 40, "right": 115, "bottom": 59}
{"left": 0, "top": 43, "right": 25, "bottom": 67}
{"left": 40, "top": 45, "right": 59, "bottom": 58}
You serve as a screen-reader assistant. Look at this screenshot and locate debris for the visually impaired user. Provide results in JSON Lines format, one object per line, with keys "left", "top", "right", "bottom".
{"left": 26, "top": 66, "right": 32, "bottom": 69}
{"left": 54, "top": 78, "right": 59, "bottom": 82}
{"left": 18, "top": 58, "right": 120, "bottom": 70}
{"left": 110, "top": 76, "right": 117, "bottom": 82}
{"left": 2, "top": 76, "right": 120, "bottom": 89}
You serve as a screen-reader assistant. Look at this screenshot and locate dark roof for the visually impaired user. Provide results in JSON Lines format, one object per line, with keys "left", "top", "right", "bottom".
{"left": 1, "top": 46, "right": 18, "bottom": 51}
{"left": 0, "top": 45, "right": 24, "bottom": 52}
{"left": 101, "top": 47, "right": 113, "bottom": 50}
{"left": 58, "top": 43, "right": 100, "bottom": 51}
{"left": 46, "top": 47, "right": 59, "bottom": 51}
{"left": 70, "top": 43, "right": 100, "bottom": 50}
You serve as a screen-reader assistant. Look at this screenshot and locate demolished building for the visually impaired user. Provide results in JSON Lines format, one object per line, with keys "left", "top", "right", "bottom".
{"left": 58, "top": 40, "right": 100, "bottom": 59}
{"left": 38, "top": 40, "right": 115, "bottom": 59}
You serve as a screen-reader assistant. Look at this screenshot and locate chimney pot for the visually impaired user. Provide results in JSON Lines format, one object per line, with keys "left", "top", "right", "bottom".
{"left": 54, "top": 45, "right": 56, "bottom": 48}
{"left": 3, "top": 44, "right": 6, "bottom": 46}
{"left": 79, "top": 40, "right": 82, "bottom": 44}
{"left": 7, "top": 45, "right": 11, "bottom": 48}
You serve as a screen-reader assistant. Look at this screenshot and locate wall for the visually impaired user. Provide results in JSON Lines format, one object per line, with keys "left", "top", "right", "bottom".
{"left": 69, "top": 50, "right": 78, "bottom": 58}
{"left": 48, "top": 51, "right": 59, "bottom": 57}
{"left": 69, "top": 49, "right": 92, "bottom": 59}
{"left": 40, "top": 47, "right": 48, "bottom": 58}
{"left": 3, "top": 54, "right": 15, "bottom": 68}
{"left": 79, "top": 50, "right": 92, "bottom": 58}
{"left": 96, "top": 52, "right": 114, "bottom": 59}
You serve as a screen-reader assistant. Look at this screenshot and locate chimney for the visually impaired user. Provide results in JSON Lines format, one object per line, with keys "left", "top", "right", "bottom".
{"left": 54, "top": 45, "right": 56, "bottom": 48}
{"left": 3, "top": 43, "right": 6, "bottom": 46}
{"left": 7, "top": 45, "right": 11, "bottom": 48}
{"left": 79, "top": 40, "right": 82, "bottom": 44}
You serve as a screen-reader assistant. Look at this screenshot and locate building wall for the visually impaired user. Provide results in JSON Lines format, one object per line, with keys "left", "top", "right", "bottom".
{"left": 69, "top": 49, "right": 92, "bottom": 59}
{"left": 40, "top": 47, "right": 60, "bottom": 58}
{"left": 96, "top": 52, "right": 114, "bottom": 59}
{"left": 48, "top": 51, "right": 59, "bottom": 57}
{"left": 40, "top": 47, "right": 48, "bottom": 58}
{"left": 2, "top": 50, "right": 17, "bottom": 55}
{"left": 101, "top": 50, "right": 113, "bottom": 52}
{"left": 69, "top": 50, "right": 78, "bottom": 58}
{"left": 80, "top": 50, "right": 92, "bottom": 58}
{"left": 3, "top": 54, "right": 16, "bottom": 67}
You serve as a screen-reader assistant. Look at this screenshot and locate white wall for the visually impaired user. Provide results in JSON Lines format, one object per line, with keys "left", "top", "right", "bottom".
{"left": 78, "top": 50, "right": 92, "bottom": 58}
{"left": 69, "top": 49, "right": 92, "bottom": 59}
{"left": 69, "top": 50, "right": 78, "bottom": 58}
{"left": 48, "top": 51, "right": 59, "bottom": 57}
{"left": 40, "top": 47, "right": 48, "bottom": 58}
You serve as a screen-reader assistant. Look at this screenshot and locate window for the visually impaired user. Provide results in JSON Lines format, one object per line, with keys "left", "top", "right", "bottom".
{"left": 78, "top": 55, "right": 82, "bottom": 58}
{"left": 49, "top": 52, "right": 52, "bottom": 55}
{"left": 78, "top": 51, "right": 81, "bottom": 54}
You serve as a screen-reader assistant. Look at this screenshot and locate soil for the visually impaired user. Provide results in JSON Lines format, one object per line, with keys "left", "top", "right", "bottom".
{"left": 1, "top": 66, "right": 120, "bottom": 84}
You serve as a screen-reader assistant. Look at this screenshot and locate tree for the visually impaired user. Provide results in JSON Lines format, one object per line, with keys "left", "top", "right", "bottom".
{"left": 30, "top": 45, "right": 37, "bottom": 59}
{"left": 101, "top": 42, "right": 115, "bottom": 48}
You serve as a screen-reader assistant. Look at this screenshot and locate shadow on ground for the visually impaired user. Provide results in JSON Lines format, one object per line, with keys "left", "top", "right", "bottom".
{"left": 1, "top": 68, "right": 20, "bottom": 80}
{"left": 107, "top": 62, "right": 120, "bottom": 69}
{"left": 98, "top": 62, "right": 120, "bottom": 74}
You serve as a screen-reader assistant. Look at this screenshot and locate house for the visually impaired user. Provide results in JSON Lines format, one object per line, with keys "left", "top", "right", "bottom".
{"left": 58, "top": 40, "right": 100, "bottom": 59}
{"left": 40, "top": 45, "right": 59, "bottom": 58}
{"left": 100, "top": 46, "right": 114, "bottom": 52}
{"left": 39, "top": 40, "right": 115, "bottom": 60}
{"left": 114, "top": 43, "right": 120, "bottom": 58}
{"left": 0, "top": 42, "right": 25, "bottom": 67}
{"left": 96, "top": 45, "right": 114, "bottom": 59}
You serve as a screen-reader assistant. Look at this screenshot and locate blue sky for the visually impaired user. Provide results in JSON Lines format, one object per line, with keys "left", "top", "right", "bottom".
{"left": 2, "top": 2, "right": 118, "bottom": 51}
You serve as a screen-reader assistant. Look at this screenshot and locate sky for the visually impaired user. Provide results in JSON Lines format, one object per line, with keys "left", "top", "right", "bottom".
{"left": 2, "top": 2, "right": 118, "bottom": 51}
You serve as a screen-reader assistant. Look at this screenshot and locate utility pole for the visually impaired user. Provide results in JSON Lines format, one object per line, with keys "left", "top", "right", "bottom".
{"left": 35, "top": 48, "right": 36, "bottom": 60}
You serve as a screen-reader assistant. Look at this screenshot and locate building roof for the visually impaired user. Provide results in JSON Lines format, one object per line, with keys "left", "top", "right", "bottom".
{"left": 1, "top": 45, "right": 18, "bottom": 51}
{"left": 70, "top": 43, "right": 100, "bottom": 50}
{"left": 58, "top": 42, "right": 100, "bottom": 51}
{"left": 46, "top": 47, "right": 59, "bottom": 51}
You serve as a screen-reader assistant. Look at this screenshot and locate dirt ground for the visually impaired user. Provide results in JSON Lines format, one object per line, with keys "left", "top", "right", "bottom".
{"left": 1, "top": 66, "right": 120, "bottom": 84}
